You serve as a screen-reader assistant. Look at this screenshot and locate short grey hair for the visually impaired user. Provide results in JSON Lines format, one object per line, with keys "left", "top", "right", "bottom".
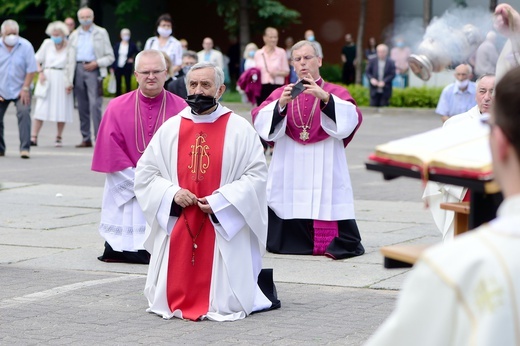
{"left": 290, "top": 40, "right": 319, "bottom": 59}
{"left": 1, "top": 19, "right": 19, "bottom": 35}
{"left": 476, "top": 73, "right": 495, "bottom": 89}
{"left": 134, "top": 49, "right": 167, "bottom": 72}
{"left": 45, "top": 21, "right": 69, "bottom": 37}
{"left": 182, "top": 50, "right": 198, "bottom": 62}
{"left": 77, "top": 7, "right": 94, "bottom": 18}
{"left": 186, "top": 62, "right": 225, "bottom": 90}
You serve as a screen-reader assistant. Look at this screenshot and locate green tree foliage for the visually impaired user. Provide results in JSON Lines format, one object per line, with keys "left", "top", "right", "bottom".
{"left": 0, "top": 0, "right": 140, "bottom": 27}
{"left": 0, "top": 0, "right": 77, "bottom": 21}
{"left": 209, "top": 0, "right": 300, "bottom": 35}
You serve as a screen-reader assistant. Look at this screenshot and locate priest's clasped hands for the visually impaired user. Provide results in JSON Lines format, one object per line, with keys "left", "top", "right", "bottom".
{"left": 174, "top": 188, "right": 213, "bottom": 213}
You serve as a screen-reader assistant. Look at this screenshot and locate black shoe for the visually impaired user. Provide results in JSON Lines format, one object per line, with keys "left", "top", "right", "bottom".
{"left": 30, "top": 136, "right": 37, "bottom": 146}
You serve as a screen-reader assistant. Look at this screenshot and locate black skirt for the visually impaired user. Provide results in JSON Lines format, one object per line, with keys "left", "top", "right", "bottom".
{"left": 266, "top": 208, "right": 365, "bottom": 260}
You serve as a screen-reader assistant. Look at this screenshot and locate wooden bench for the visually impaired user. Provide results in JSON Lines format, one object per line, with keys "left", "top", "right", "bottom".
{"left": 380, "top": 202, "right": 471, "bottom": 268}
{"left": 380, "top": 244, "right": 431, "bottom": 268}
{"left": 440, "top": 201, "right": 470, "bottom": 236}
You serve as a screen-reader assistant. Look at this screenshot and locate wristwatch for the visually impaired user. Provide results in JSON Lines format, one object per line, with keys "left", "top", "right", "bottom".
{"left": 22, "top": 86, "right": 30, "bottom": 91}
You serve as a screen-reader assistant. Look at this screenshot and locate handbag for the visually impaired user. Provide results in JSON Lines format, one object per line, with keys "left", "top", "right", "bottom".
{"left": 107, "top": 71, "right": 116, "bottom": 94}
{"left": 33, "top": 79, "right": 48, "bottom": 98}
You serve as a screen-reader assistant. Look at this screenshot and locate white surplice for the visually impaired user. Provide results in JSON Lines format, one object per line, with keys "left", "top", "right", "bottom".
{"left": 135, "top": 105, "right": 272, "bottom": 321}
{"left": 254, "top": 95, "right": 359, "bottom": 220}
{"left": 366, "top": 195, "right": 520, "bottom": 346}
{"left": 99, "top": 167, "right": 146, "bottom": 252}
{"left": 422, "top": 107, "right": 489, "bottom": 241}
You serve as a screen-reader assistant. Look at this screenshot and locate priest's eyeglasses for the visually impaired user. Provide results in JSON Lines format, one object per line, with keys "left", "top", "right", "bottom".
{"left": 292, "top": 55, "right": 316, "bottom": 62}
{"left": 136, "top": 69, "right": 166, "bottom": 76}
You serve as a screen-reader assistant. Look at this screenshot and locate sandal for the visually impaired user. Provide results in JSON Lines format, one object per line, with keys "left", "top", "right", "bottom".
{"left": 30, "top": 136, "right": 37, "bottom": 146}
{"left": 55, "top": 136, "right": 62, "bottom": 147}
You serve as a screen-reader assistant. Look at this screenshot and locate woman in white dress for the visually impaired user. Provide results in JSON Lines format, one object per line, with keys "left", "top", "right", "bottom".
{"left": 31, "top": 21, "right": 75, "bottom": 147}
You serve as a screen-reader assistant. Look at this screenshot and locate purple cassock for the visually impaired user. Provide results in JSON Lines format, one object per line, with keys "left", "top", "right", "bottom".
{"left": 92, "top": 90, "right": 187, "bottom": 173}
{"left": 251, "top": 78, "right": 362, "bottom": 147}
{"left": 251, "top": 77, "right": 365, "bottom": 260}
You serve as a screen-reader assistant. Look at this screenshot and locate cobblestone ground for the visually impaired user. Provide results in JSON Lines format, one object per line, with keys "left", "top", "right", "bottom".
{"left": 0, "top": 99, "right": 441, "bottom": 344}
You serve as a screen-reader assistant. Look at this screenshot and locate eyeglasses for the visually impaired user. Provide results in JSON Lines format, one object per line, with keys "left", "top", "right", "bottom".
{"left": 291, "top": 55, "right": 316, "bottom": 62}
{"left": 135, "top": 69, "right": 166, "bottom": 76}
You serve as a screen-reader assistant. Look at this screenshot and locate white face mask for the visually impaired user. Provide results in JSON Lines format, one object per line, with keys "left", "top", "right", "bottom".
{"left": 122, "top": 34, "right": 130, "bottom": 41}
{"left": 3, "top": 34, "right": 19, "bottom": 47}
{"left": 157, "top": 27, "right": 172, "bottom": 38}
{"left": 455, "top": 79, "right": 469, "bottom": 90}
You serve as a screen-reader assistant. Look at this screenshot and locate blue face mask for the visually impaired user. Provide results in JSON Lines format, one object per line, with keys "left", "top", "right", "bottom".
{"left": 307, "top": 35, "right": 315, "bottom": 42}
{"left": 51, "top": 35, "right": 63, "bottom": 44}
{"left": 248, "top": 50, "right": 255, "bottom": 58}
{"left": 79, "top": 19, "right": 93, "bottom": 26}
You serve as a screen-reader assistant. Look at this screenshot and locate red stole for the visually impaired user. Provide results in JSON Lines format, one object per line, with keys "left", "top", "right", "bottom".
{"left": 167, "top": 112, "right": 231, "bottom": 321}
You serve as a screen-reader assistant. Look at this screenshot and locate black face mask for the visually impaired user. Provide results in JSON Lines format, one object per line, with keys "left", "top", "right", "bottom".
{"left": 186, "top": 94, "right": 217, "bottom": 114}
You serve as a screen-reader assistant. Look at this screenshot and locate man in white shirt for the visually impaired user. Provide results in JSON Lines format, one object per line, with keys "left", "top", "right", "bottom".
{"left": 197, "top": 37, "right": 224, "bottom": 70}
{"left": 435, "top": 63, "right": 477, "bottom": 123}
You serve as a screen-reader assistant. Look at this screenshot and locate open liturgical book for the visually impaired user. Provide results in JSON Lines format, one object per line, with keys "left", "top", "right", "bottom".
{"left": 368, "top": 119, "right": 493, "bottom": 181}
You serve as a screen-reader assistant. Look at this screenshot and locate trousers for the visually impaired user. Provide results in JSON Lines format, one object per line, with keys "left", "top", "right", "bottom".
{"left": 74, "top": 64, "right": 102, "bottom": 142}
{"left": 0, "top": 97, "right": 31, "bottom": 153}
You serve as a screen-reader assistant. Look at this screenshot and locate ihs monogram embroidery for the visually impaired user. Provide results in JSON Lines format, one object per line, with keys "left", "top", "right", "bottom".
{"left": 188, "top": 131, "right": 210, "bottom": 182}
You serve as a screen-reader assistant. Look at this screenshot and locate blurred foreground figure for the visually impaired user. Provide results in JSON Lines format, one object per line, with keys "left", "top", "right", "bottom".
{"left": 366, "top": 66, "right": 520, "bottom": 346}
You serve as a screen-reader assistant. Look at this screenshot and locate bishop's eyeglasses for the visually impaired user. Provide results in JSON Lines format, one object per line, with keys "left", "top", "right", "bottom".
{"left": 135, "top": 69, "right": 166, "bottom": 76}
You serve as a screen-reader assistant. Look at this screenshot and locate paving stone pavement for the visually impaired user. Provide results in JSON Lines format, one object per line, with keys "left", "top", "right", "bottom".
{"left": 0, "top": 98, "right": 442, "bottom": 345}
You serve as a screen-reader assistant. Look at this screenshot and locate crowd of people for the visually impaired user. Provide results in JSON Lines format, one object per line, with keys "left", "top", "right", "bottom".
{"left": 0, "top": 9, "right": 240, "bottom": 156}
{"left": 1, "top": 6, "right": 508, "bottom": 158}
{"left": 1, "top": 3, "right": 520, "bottom": 341}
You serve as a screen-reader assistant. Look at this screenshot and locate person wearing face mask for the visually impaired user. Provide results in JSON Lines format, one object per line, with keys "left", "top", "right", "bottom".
{"left": 92, "top": 49, "right": 187, "bottom": 264}
{"left": 144, "top": 13, "right": 182, "bottom": 76}
{"left": 0, "top": 19, "right": 38, "bottom": 159}
{"left": 435, "top": 63, "right": 477, "bottom": 123}
{"left": 304, "top": 29, "right": 323, "bottom": 58}
{"left": 167, "top": 50, "right": 198, "bottom": 99}
{"left": 110, "top": 28, "right": 139, "bottom": 96}
{"left": 134, "top": 61, "right": 280, "bottom": 321}
{"left": 242, "top": 42, "right": 258, "bottom": 72}
{"left": 390, "top": 37, "right": 411, "bottom": 88}
{"left": 68, "top": 6, "right": 115, "bottom": 148}
{"left": 31, "top": 21, "right": 74, "bottom": 148}
{"left": 236, "top": 42, "right": 261, "bottom": 105}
